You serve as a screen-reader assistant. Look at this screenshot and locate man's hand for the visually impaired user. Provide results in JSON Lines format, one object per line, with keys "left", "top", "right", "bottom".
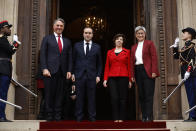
{"left": 66, "top": 72, "right": 72, "bottom": 79}
{"left": 131, "top": 77, "right": 135, "bottom": 82}
{"left": 72, "top": 74, "right": 75, "bottom": 82}
{"left": 152, "top": 73, "right": 157, "bottom": 78}
{"left": 43, "top": 69, "right": 51, "bottom": 77}
{"left": 96, "top": 77, "right": 100, "bottom": 84}
{"left": 103, "top": 80, "right": 107, "bottom": 87}
{"left": 128, "top": 82, "right": 132, "bottom": 88}
{"left": 72, "top": 85, "right": 76, "bottom": 92}
{"left": 184, "top": 71, "right": 190, "bottom": 80}
{"left": 13, "top": 34, "right": 21, "bottom": 44}
{"left": 170, "top": 37, "right": 179, "bottom": 48}
{"left": 13, "top": 34, "right": 18, "bottom": 42}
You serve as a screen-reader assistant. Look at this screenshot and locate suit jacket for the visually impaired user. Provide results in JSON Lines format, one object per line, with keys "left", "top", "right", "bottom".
{"left": 130, "top": 40, "right": 160, "bottom": 79}
{"left": 104, "top": 48, "right": 131, "bottom": 81}
{"left": 40, "top": 34, "right": 72, "bottom": 76}
{"left": 72, "top": 41, "right": 102, "bottom": 80}
{"left": 0, "top": 35, "right": 16, "bottom": 77}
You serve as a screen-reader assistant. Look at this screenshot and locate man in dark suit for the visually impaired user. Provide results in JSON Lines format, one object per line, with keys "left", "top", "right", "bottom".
{"left": 40, "top": 18, "right": 72, "bottom": 121}
{"left": 72, "top": 27, "right": 102, "bottom": 122}
{"left": 0, "top": 20, "right": 20, "bottom": 122}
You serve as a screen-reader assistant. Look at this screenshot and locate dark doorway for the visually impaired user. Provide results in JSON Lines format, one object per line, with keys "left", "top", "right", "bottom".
{"left": 59, "top": 0, "right": 136, "bottom": 120}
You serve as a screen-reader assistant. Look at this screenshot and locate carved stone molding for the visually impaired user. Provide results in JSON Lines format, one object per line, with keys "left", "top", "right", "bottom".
{"left": 29, "top": 0, "right": 40, "bottom": 119}
{"left": 156, "top": 0, "right": 168, "bottom": 119}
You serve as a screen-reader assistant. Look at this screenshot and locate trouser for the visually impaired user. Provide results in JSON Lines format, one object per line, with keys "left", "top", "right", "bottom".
{"left": 0, "top": 75, "right": 11, "bottom": 119}
{"left": 108, "top": 77, "right": 129, "bottom": 120}
{"left": 62, "top": 79, "right": 75, "bottom": 120}
{"left": 184, "top": 77, "right": 196, "bottom": 118}
{"left": 43, "top": 69, "right": 65, "bottom": 120}
{"left": 135, "top": 65, "right": 155, "bottom": 119}
{"left": 75, "top": 73, "right": 96, "bottom": 121}
{"left": 37, "top": 88, "right": 45, "bottom": 120}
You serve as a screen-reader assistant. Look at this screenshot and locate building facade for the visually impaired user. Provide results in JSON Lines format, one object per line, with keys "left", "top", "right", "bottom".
{"left": 0, "top": 0, "right": 196, "bottom": 120}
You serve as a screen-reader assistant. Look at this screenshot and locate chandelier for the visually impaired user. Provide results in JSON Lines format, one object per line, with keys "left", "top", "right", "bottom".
{"left": 84, "top": 16, "right": 105, "bottom": 32}
{"left": 83, "top": 6, "right": 106, "bottom": 33}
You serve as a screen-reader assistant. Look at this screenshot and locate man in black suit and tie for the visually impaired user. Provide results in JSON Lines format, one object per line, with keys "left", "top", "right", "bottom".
{"left": 72, "top": 27, "right": 102, "bottom": 122}
{"left": 40, "top": 18, "right": 72, "bottom": 121}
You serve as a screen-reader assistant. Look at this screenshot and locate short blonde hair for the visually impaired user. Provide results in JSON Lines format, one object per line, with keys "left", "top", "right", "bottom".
{"left": 135, "top": 26, "right": 146, "bottom": 33}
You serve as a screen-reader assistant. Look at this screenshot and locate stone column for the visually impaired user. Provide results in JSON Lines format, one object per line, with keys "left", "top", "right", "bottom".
{"left": 176, "top": 0, "right": 196, "bottom": 120}
{"left": 0, "top": 0, "right": 19, "bottom": 120}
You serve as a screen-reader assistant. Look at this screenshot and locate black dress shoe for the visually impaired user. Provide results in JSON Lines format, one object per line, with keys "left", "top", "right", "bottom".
{"left": 0, "top": 118, "right": 12, "bottom": 122}
{"left": 184, "top": 117, "right": 196, "bottom": 122}
{"left": 55, "top": 118, "right": 62, "bottom": 121}
{"left": 142, "top": 118, "right": 146, "bottom": 122}
{"left": 145, "top": 117, "right": 153, "bottom": 122}
{"left": 142, "top": 117, "right": 146, "bottom": 122}
{"left": 89, "top": 118, "right": 96, "bottom": 122}
{"left": 46, "top": 116, "right": 53, "bottom": 122}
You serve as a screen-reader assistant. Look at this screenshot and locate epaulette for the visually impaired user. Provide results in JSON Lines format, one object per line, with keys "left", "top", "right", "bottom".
{"left": 190, "top": 41, "right": 195, "bottom": 46}
{"left": 179, "top": 43, "right": 195, "bottom": 53}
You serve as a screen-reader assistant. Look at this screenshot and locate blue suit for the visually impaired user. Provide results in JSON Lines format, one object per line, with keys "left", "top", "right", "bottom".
{"left": 73, "top": 41, "right": 102, "bottom": 121}
{"left": 40, "top": 34, "right": 72, "bottom": 121}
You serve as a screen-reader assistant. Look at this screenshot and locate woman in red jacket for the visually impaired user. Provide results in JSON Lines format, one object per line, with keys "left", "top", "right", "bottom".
{"left": 130, "top": 26, "right": 159, "bottom": 122}
{"left": 103, "top": 34, "right": 132, "bottom": 122}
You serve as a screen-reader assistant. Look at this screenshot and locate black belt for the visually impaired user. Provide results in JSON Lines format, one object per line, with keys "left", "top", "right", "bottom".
{"left": 0, "top": 58, "right": 11, "bottom": 61}
{"left": 135, "top": 64, "right": 144, "bottom": 67}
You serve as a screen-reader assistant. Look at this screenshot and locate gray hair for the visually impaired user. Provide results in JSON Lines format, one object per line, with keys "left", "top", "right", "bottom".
{"left": 135, "top": 26, "right": 146, "bottom": 33}
{"left": 53, "top": 18, "right": 65, "bottom": 25}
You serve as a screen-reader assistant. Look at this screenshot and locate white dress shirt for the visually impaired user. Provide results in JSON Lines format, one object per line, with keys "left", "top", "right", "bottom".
{"left": 84, "top": 40, "right": 92, "bottom": 54}
{"left": 54, "top": 32, "right": 63, "bottom": 49}
{"left": 135, "top": 41, "right": 144, "bottom": 65}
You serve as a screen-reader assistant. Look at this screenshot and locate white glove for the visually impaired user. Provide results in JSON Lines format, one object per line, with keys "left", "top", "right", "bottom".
{"left": 170, "top": 37, "right": 179, "bottom": 48}
{"left": 184, "top": 71, "right": 190, "bottom": 80}
{"left": 13, "top": 34, "right": 21, "bottom": 44}
{"left": 13, "top": 34, "right": 18, "bottom": 41}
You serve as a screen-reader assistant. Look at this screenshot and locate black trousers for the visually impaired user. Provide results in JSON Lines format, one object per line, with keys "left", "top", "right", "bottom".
{"left": 37, "top": 88, "right": 45, "bottom": 120}
{"left": 75, "top": 73, "right": 96, "bottom": 121}
{"left": 135, "top": 65, "right": 155, "bottom": 119}
{"left": 43, "top": 69, "right": 65, "bottom": 120}
{"left": 108, "top": 77, "right": 129, "bottom": 120}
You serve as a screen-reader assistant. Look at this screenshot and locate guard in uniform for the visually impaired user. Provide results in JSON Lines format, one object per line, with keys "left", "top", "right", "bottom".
{"left": 0, "top": 20, "right": 20, "bottom": 122}
{"left": 171, "top": 27, "right": 196, "bottom": 121}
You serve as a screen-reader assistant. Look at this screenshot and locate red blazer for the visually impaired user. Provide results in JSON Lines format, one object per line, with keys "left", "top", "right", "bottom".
{"left": 130, "top": 40, "right": 160, "bottom": 79}
{"left": 104, "top": 48, "right": 131, "bottom": 81}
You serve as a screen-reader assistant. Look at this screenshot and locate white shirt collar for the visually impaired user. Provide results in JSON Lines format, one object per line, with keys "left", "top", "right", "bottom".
{"left": 84, "top": 40, "right": 92, "bottom": 45}
{"left": 138, "top": 41, "right": 144, "bottom": 44}
{"left": 54, "top": 32, "right": 62, "bottom": 37}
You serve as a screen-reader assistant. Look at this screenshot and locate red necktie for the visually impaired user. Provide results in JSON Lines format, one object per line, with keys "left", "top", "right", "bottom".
{"left": 58, "top": 35, "right": 62, "bottom": 53}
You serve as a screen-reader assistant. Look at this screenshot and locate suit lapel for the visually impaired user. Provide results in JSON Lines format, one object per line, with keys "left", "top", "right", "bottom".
{"left": 142, "top": 40, "right": 146, "bottom": 59}
{"left": 52, "top": 35, "right": 60, "bottom": 52}
{"left": 87, "top": 42, "right": 95, "bottom": 56}
{"left": 133, "top": 44, "right": 138, "bottom": 58}
{"left": 110, "top": 48, "right": 125, "bottom": 59}
{"left": 80, "top": 41, "right": 85, "bottom": 56}
{"left": 62, "top": 37, "right": 66, "bottom": 52}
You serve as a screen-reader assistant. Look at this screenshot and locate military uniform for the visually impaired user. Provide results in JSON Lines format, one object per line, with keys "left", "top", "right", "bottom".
{"left": 0, "top": 21, "right": 19, "bottom": 122}
{"left": 0, "top": 35, "right": 17, "bottom": 120}
{"left": 173, "top": 29, "right": 196, "bottom": 120}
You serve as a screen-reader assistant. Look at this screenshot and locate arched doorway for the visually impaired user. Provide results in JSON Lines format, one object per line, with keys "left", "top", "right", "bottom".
{"left": 58, "top": 0, "right": 136, "bottom": 120}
